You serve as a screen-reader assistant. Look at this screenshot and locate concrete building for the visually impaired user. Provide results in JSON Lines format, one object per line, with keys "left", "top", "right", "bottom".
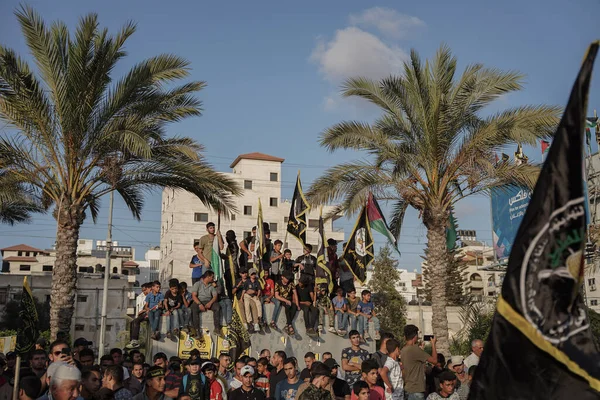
{"left": 0, "top": 273, "right": 135, "bottom": 352}
{"left": 160, "top": 152, "right": 344, "bottom": 284}
{"left": 135, "top": 247, "right": 161, "bottom": 288}
{"left": 359, "top": 267, "right": 420, "bottom": 303}
{"left": 585, "top": 268, "right": 600, "bottom": 313}
{"left": 1, "top": 242, "right": 138, "bottom": 277}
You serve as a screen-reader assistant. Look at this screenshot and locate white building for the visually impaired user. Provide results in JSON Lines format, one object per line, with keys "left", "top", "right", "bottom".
{"left": 136, "top": 247, "right": 161, "bottom": 287}
{"left": 160, "top": 152, "right": 344, "bottom": 284}
{"left": 359, "top": 268, "right": 420, "bottom": 303}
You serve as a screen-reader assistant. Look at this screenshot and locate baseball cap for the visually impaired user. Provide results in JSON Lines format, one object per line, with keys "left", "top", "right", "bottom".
{"left": 248, "top": 268, "right": 258, "bottom": 276}
{"left": 74, "top": 337, "right": 92, "bottom": 347}
{"left": 240, "top": 365, "right": 255, "bottom": 376}
{"left": 448, "top": 355, "right": 464, "bottom": 369}
{"left": 189, "top": 358, "right": 201, "bottom": 365}
{"left": 6, "top": 352, "right": 16, "bottom": 360}
{"left": 323, "top": 358, "right": 339, "bottom": 369}
{"left": 146, "top": 366, "right": 165, "bottom": 380}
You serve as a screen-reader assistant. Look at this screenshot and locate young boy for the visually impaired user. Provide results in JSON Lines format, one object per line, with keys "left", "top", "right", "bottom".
{"left": 181, "top": 358, "right": 207, "bottom": 399}
{"left": 352, "top": 381, "right": 370, "bottom": 400}
{"left": 179, "top": 282, "right": 192, "bottom": 331}
{"left": 381, "top": 339, "right": 403, "bottom": 400}
{"left": 202, "top": 362, "right": 224, "bottom": 400}
{"left": 281, "top": 249, "right": 295, "bottom": 277}
{"left": 359, "top": 359, "right": 384, "bottom": 400}
{"left": 331, "top": 287, "right": 349, "bottom": 336}
{"left": 255, "top": 358, "right": 270, "bottom": 397}
{"left": 357, "top": 290, "right": 380, "bottom": 341}
{"left": 270, "top": 240, "right": 284, "bottom": 283}
{"left": 145, "top": 281, "right": 164, "bottom": 340}
{"left": 163, "top": 279, "right": 183, "bottom": 339}
{"left": 296, "top": 275, "right": 318, "bottom": 336}
{"left": 242, "top": 268, "right": 262, "bottom": 332}
{"left": 346, "top": 289, "right": 359, "bottom": 332}
{"left": 262, "top": 269, "right": 277, "bottom": 328}
{"left": 426, "top": 371, "right": 459, "bottom": 400}
{"left": 274, "top": 272, "right": 298, "bottom": 335}
{"left": 315, "top": 284, "right": 336, "bottom": 334}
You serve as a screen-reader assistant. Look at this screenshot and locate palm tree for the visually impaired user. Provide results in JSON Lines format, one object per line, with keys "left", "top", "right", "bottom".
{"left": 307, "top": 45, "right": 560, "bottom": 354}
{"left": 0, "top": 6, "right": 241, "bottom": 338}
{"left": 0, "top": 171, "right": 43, "bottom": 224}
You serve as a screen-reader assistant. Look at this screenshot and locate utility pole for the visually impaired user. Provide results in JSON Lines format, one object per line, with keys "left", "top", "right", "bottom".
{"left": 97, "top": 190, "right": 114, "bottom": 362}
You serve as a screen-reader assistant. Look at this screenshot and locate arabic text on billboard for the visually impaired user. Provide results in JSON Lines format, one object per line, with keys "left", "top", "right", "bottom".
{"left": 491, "top": 187, "right": 531, "bottom": 260}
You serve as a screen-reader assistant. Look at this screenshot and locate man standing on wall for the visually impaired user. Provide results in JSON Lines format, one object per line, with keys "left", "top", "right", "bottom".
{"left": 197, "top": 222, "right": 224, "bottom": 275}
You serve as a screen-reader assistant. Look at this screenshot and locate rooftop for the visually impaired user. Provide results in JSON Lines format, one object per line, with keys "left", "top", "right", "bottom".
{"left": 2, "top": 256, "right": 38, "bottom": 262}
{"left": 229, "top": 152, "right": 285, "bottom": 168}
{"left": 1, "top": 244, "right": 49, "bottom": 254}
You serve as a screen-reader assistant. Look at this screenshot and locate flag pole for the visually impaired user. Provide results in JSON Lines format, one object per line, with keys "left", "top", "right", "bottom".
{"left": 11, "top": 355, "right": 21, "bottom": 400}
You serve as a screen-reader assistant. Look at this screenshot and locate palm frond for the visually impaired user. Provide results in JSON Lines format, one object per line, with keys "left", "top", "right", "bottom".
{"left": 389, "top": 199, "right": 409, "bottom": 241}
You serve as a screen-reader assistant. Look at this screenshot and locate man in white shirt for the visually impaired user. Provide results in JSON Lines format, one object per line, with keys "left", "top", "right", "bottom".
{"left": 126, "top": 283, "right": 151, "bottom": 349}
{"left": 464, "top": 339, "right": 483, "bottom": 370}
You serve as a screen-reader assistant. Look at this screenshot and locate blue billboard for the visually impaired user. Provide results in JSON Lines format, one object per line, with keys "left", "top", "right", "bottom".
{"left": 491, "top": 187, "right": 531, "bottom": 260}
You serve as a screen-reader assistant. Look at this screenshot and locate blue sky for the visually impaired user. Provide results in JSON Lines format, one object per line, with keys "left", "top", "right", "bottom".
{"left": 1, "top": 0, "right": 599, "bottom": 271}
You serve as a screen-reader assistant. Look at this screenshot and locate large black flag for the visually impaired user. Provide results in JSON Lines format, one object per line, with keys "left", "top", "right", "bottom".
{"left": 287, "top": 172, "right": 310, "bottom": 246}
{"left": 469, "top": 42, "right": 600, "bottom": 398}
{"left": 341, "top": 206, "right": 374, "bottom": 283}
{"left": 16, "top": 276, "right": 39, "bottom": 355}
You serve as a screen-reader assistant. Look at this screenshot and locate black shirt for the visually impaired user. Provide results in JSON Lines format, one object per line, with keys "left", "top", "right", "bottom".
{"left": 165, "top": 291, "right": 183, "bottom": 310}
{"left": 269, "top": 368, "right": 286, "bottom": 400}
{"left": 300, "top": 368, "right": 311, "bottom": 381}
{"left": 230, "top": 387, "right": 266, "bottom": 400}
{"left": 296, "top": 285, "right": 313, "bottom": 304}
{"left": 296, "top": 255, "right": 317, "bottom": 277}
{"left": 332, "top": 378, "right": 351, "bottom": 400}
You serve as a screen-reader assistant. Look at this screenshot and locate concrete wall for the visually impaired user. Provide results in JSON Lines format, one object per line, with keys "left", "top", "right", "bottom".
{"left": 0, "top": 274, "right": 135, "bottom": 353}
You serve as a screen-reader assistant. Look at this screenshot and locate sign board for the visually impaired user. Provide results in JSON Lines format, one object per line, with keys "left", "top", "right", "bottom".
{"left": 177, "top": 329, "right": 213, "bottom": 360}
{"left": 491, "top": 187, "right": 531, "bottom": 260}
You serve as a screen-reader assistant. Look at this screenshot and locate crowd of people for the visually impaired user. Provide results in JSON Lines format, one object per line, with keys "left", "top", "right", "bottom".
{"left": 0, "top": 325, "right": 483, "bottom": 400}
{"left": 126, "top": 222, "right": 380, "bottom": 347}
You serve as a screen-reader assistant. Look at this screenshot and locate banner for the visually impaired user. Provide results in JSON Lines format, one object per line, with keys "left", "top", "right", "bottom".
{"left": 178, "top": 329, "right": 213, "bottom": 359}
{"left": 215, "top": 331, "right": 250, "bottom": 357}
{"left": 491, "top": 186, "right": 531, "bottom": 260}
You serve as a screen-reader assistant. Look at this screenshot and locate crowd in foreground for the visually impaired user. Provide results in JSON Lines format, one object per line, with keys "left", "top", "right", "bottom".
{"left": 0, "top": 324, "right": 483, "bottom": 400}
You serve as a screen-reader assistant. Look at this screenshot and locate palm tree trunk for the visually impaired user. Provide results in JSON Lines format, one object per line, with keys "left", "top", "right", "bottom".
{"left": 424, "top": 207, "right": 450, "bottom": 356}
{"left": 50, "top": 202, "right": 84, "bottom": 339}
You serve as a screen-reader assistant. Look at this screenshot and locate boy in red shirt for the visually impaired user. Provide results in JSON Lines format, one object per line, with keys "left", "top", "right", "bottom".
{"left": 202, "top": 362, "right": 224, "bottom": 400}
{"left": 262, "top": 269, "right": 276, "bottom": 327}
{"left": 350, "top": 360, "right": 384, "bottom": 400}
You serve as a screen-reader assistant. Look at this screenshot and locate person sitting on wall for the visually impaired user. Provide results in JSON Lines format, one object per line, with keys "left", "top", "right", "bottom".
{"left": 191, "top": 270, "right": 224, "bottom": 338}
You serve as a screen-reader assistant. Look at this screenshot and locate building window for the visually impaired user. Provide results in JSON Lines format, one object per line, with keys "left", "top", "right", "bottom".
{"left": 244, "top": 180, "right": 253, "bottom": 190}
{"left": 270, "top": 173, "right": 278, "bottom": 182}
{"left": 19, "top": 265, "right": 31, "bottom": 271}
{"left": 25, "top": 252, "right": 30, "bottom": 256}
{"left": 171, "top": 214, "right": 174, "bottom": 225}
{"left": 106, "top": 325, "right": 112, "bottom": 332}
{"left": 270, "top": 223, "right": 278, "bottom": 232}
{"left": 75, "top": 324, "right": 85, "bottom": 331}
{"left": 244, "top": 206, "right": 252, "bottom": 216}
{"left": 112, "top": 267, "right": 118, "bottom": 273}
{"left": 308, "top": 219, "right": 319, "bottom": 228}
{"left": 45, "top": 295, "right": 51, "bottom": 303}
{"left": 77, "top": 295, "right": 88, "bottom": 303}
{"left": 42, "top": 265, "right": 53, "bottom": 272}
{"left": 0, "top": 289, "right": 7, "bottom": 305}
{"left": 78, "top": 267, "right": 88, "bottom": 273}
{"left": 589, "top": 278, "right": 596, "bottom": 286}
{"left": 270, "top": 197, "right": 278, "bottom": 207}
{"left": 18, "top": 251, "right": 22, "bottom": 256}
{"left": 231, "top": 214, "right": 236, "bottom": 221}
{"left": 592, "top": 300, "right": 599, "bottom": 306}
{"left": 170, "top": 241, "right": 173, "bottom": 253}
{"left": 284, "top": 217, "right": 289, "bottom": 223}
{"left": 194, "top": 213, "right": 209, "bottom": 222}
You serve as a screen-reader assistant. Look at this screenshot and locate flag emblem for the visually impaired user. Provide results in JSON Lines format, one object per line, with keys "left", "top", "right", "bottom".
{"left": 522, "top": 198, "right": 587, "bottom": 343}
{"left": 355, "top": 228, "right": 367, "bottom": 256}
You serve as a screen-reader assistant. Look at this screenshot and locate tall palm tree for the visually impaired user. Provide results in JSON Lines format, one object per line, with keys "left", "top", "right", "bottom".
{"left": 0, "top": 171, "right": 43, "bottom": 224}
{"left": 307, "top": 45, "right": 560, "bottom": 354}
{"left": 0, "top": 6, "right": 241, "bottom": 338}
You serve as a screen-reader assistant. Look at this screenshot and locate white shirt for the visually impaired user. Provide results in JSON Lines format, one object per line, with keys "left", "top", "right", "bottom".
{"left": 464, "top": 353, "right": 479, "bottom": 370}
{"left": 136, "top": 292, "right": 146, "bottom": 315}
{"left": 384, "top": 358, "right": 403, "bottom": 400}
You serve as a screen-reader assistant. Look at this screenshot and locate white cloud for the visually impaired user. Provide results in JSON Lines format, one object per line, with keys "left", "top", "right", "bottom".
{"left": 309, "top": 27, "right": 407, "bottom": 83}
{"left": 349, "top": 7, "right": 425, "bottom": 39}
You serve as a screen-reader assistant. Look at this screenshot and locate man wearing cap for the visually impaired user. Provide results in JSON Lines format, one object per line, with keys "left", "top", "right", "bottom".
{"left": 153, "top": 353, "right": 181, "bottom": 400}
{"left": 229, "top": 366, "right": 265, "bottom": 400}
{"left": 296, "top": 362, "right": 333, "bottom": 400}
{"left": 49, "top": 363, "right": 81, "bottom": 400}
{"left": 2, "top": 352, "right": 16, "bottom": 380}
{"left": 324, "top": 359, "right": 350, "bottom": 400}
{"left": 447, "top": 357, "right": 468, "bottom": 400}
{"left": 180, "top": 358, "right": 206, "bottom": 400}
{"left": 133, "top": 366, "right": 166, "bottom": 400}
{"left": 242, "top": 268, "right": 263, "bottom": 332}
{"left": 191, "top": 270, "right": 224, "bottom": 338}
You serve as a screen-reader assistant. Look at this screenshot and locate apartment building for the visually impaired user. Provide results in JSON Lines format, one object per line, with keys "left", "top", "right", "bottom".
{"left": 159, "top": 152, "right": 344, "bottom": 284}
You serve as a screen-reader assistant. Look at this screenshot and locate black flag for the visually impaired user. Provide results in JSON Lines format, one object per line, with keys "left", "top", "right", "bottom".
{"left": 287, "top": 172, "right": 310, "bottom": 246}
{"left": 341, "top": 206, "right": 374, "bottom": 283}
{"left": 16, "top": 276, "right": 39, "bottom": 355}
{"left": 469, "top": 42, "right": 600, "bottom": 398}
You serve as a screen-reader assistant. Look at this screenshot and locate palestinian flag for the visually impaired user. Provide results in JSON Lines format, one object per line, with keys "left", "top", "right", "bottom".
{"left": 211, "top": 232, "right": 222, "bottom": 281}
{"left": 366, "top": 193, "right": 397, "bottom": 250}
{"left": 446, "top": 210, "right": 457, "bottom": 251}
{"left": 470, "top": 41, "right": 600, "bottom": 399}
{"left": 541, "top": 140, "right": 551, "bottom": 154}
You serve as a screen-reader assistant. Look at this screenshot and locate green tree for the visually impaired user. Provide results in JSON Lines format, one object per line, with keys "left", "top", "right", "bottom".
{"left": 0, "top": 172, "right": 43, "bottom": 224}
{"left": 368, "top": 246, "right": 407, "bottom": 340}
{"left": 307, "top": 45, "right": 559, "bottom": 354}
{"left": 0, "top": 297, "right": 50, "bottom": 332}
{"left": 0, "top": 7, "right": 240, "bottom": 338}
